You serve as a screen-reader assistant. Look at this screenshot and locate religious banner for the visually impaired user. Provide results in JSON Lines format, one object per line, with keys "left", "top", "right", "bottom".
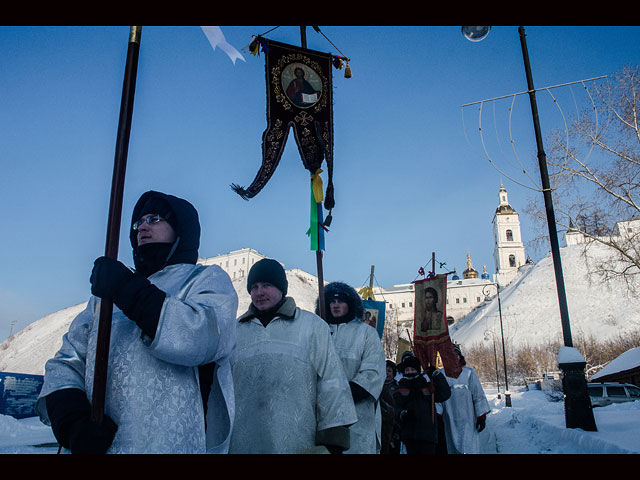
{"left": 231, "top": 38, "right": 335, "bottom": 218}
{"left": 412, "top": 274, "right": 461, "bottom": 378}
{"left": 362, "top": 299, "right": 385, "bottom": 339}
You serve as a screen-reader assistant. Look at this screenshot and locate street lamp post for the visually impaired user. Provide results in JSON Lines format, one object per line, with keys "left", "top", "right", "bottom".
{"left": 484, "top": 329, "right": 501, "bottom": 398}
{"left": 483, "top": 284, "right": 511, "bottom": 406}
{"left": 464, "top": 26, "right": 596, "bottom": 430}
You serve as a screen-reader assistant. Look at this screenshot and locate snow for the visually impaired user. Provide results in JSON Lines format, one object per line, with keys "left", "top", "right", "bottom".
{"left": 558, "top": 346, "right": 585, "bottom": 365}
{"left": 1, "top": 386, "right": 638, "bottom": 454}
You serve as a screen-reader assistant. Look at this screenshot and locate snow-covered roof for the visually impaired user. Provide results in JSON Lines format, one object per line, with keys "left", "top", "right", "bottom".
{"left": 591, "top": 346, "right": 640, "bottom": 380}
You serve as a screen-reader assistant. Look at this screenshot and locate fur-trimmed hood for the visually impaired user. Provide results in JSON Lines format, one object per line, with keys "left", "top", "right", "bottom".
{"left": 316, "top": 281, "right": 364, "bottom": 323}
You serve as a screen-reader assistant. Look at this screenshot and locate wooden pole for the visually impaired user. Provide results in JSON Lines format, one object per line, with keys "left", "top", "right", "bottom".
{"left": 91, "top": 26, "right": 141, "bottom": 425}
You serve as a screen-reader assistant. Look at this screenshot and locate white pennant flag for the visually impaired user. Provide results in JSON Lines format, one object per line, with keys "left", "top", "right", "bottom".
{"left": 201, "top": 26, "right": 246, "bottom": 65}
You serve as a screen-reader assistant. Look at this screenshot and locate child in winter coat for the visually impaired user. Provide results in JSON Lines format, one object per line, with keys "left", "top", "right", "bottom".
{"left": 393, "top": 354, "right": 451, "bottom": 454}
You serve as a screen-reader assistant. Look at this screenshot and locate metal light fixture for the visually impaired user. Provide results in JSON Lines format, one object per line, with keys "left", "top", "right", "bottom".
{"left": 461, "top": 26, "right": 491, "bottom": 42}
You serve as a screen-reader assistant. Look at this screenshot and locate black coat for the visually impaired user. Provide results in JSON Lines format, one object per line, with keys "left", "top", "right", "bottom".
{"left": 393, "top": 372, "right": 451, "bottom": 443}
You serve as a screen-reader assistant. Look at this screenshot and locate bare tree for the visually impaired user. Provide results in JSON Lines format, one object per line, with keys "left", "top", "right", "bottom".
{"left": 381, "top": 306, "right": 400, "bottom": 361}
{"left": 526, "top": 65, "right": 640, "bottom": 292}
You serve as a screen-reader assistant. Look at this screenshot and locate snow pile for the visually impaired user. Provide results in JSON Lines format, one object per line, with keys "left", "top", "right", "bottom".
{"left": 484, "top": 387, "right": 640, "bottom": 454}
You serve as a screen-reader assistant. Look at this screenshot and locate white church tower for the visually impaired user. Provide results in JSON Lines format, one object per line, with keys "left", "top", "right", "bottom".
{"left": 492, "top": 184, "right": 526, "bottom": 286}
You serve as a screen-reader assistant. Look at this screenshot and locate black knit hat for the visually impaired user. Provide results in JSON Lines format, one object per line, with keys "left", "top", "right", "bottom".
{"left": 401, "top": 355, "right": 422, "bottom": 374}
{"left": 247, "top": 258, "right": 288, "bottom": 296}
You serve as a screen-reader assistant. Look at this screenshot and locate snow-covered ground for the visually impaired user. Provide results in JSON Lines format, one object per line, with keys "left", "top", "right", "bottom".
{"left": 1, "top": 385, "right": 638, "bottom": 454}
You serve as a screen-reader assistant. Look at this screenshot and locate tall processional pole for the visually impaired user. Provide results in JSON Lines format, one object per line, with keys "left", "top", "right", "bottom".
{"left": 91, "top": 26, "right": 142, "bottom": 425}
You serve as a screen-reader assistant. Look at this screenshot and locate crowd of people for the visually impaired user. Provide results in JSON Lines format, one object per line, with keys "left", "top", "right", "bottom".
{"left": 36, "top": 190, "right": 491, "bottom": 454}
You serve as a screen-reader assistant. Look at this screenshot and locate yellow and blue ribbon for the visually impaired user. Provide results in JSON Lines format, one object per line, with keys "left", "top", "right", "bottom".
{"left": 307, "top": 169, "right": 327, "bottom": 251}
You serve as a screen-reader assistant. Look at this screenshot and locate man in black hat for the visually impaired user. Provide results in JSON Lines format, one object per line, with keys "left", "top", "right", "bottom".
{"left": 37, "top": 191, "right": 238, "bottom": 454}
{"left": 316, "top": 281, "right": 386, "bottom": 454}
{"left": 229, "top": 259, "right": 358, "bottom": 454}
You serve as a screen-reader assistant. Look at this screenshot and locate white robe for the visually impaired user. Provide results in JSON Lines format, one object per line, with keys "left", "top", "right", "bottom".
{"left": 328, "top": 319, "right": 386, "bottom": 454}
{"left": 229, "top": 299, "right": 358, "bottom": 454}
{"left": 37, "top": 264, "right": 238, "bottom": 454}
{"left": 440, "top": 366, "right": 491, "bottom": 454}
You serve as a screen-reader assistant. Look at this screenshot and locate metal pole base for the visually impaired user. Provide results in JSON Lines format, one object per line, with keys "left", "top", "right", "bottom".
{"left": 559, "top": 361, "right": 597, "bottom": 431}
{"left": 505, "top": 392, "right": 512, "bottom": 407}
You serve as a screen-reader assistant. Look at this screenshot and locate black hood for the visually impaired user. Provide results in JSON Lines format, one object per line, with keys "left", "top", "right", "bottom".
{"left": 316, "top": 281, "right": 364, "bottom": 324}
{"left": 129, "top": 190, "right": 200, "bottom": 275}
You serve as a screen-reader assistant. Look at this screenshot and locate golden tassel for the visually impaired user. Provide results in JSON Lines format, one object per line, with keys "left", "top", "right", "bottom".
{"left": 344, "top": 61, "right": 352, "bottom": 78}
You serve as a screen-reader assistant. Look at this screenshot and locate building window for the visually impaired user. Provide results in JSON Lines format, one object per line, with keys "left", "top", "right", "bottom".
{"left": 463, "top": 298, "right": 467, "bottom": 303}
{"left": 456, "top": 298, "right": 460, "bottom": 304}
{"left": 409, "top": 302, "right": 413, "bottom": 307}
{"left": 506, "top": 229, "right": 513, "bottom": 241}
{"left": 509, "top": 254, "right": 516, "bottom": 267}
{"left": 477, "top": 296, "right": 481, "bottom": 303}
{"left": 402, "top": 303, "right": 405, "bottom": 308}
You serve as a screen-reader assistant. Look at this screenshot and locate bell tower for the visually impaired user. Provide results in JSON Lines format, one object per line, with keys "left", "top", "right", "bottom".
{"left": 492, "top": 184, "right": 526, "bottom": 286}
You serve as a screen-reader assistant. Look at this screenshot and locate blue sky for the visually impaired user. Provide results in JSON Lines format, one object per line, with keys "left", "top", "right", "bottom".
{"left": 1, "top": 25, "right": 639, "bottom": 340}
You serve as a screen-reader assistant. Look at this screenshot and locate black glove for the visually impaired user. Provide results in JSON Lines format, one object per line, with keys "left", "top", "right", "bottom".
{"left": 425, "top": 365, "right": 436, "bottom": 378}
{"left": 400, "top": 409, "right": 415, "bottom": 422}
{"left": 90, "top": 256, "right": 166, "bottom": 339}
{"left": 349, "top": 382, "right": 371, "bottom": 403}
{"left": 476, "top": 414, "right": 486, "bottom": 432}
{"left": 46, "top": 388, "right": 118, "bottom": 454}
{"left": 90, "top": 256, "right": 134, "bottom": 301}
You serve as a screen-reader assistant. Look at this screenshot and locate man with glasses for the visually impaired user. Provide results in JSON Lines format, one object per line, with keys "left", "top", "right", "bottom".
{"left": 37, "top": 190, "right": 238, "bottom": 454}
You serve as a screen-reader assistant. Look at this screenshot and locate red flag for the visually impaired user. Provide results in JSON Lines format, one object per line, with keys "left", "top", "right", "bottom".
{"left": 418, "top": 266, "right": 425, "bottom": 276}
{"left": 412, "top": 274, "right": 461, "bottom": 378}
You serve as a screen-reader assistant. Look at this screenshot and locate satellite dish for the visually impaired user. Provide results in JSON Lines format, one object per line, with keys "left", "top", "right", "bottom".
{"left": 462, "top": 26, "right": 491, "bottom": 42}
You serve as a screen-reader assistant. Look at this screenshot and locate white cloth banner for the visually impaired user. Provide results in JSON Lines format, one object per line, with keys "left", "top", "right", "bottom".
{"left": 201, "top": 26, "right": 245, "bottom": 64}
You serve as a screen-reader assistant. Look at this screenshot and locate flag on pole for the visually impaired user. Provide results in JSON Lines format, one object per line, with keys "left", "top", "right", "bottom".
{"left": 201, "top": 26, "right": 246, "bottom": 64}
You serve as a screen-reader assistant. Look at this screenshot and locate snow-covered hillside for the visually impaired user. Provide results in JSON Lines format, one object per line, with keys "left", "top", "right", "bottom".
{"left": 450, "top": 242, "right": 640, "bottom": 350}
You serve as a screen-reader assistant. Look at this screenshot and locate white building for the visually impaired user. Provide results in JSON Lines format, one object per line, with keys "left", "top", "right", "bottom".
{"left": 372, "top": 254, "right": 497, "bottom": 332}
{"left": 565, "top": 218, "right": 640, "bottom": 246}
{"left": 198, "top": 248, "right": 266, "bottom": 280}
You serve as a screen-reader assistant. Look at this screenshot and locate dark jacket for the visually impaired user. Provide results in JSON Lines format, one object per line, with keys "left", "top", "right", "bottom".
{"left": 393, "top": 371, "right": 451, "bottom": 443}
